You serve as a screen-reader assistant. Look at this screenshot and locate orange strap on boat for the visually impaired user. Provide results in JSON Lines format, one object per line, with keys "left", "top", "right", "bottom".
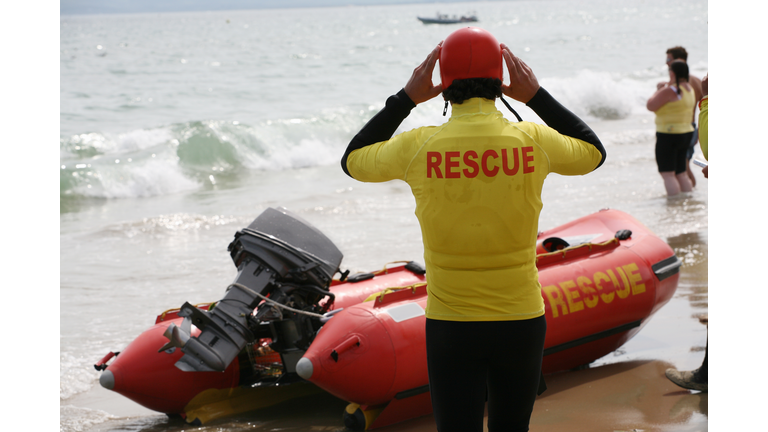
{"left": 536, "top": 238, "right": 620, "bottom": 267}
{"left": 363, "top": 282, "right": 428, "bottom": 303}
{"left": 373, "top": 261, "right": 411, "bottom": 276}
{"left": 332, "top": 260, "right": 411, "bottom": 282}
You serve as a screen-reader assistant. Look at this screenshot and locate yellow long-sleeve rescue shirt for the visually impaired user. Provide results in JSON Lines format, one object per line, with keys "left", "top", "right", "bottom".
{"left": 346, "top": 95, "right": 603, "bottom": 321}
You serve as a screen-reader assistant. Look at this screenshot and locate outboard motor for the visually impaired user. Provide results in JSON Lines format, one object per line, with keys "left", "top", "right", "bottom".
{"left": 160, "top": 207, "right": 343, "bottom": 374}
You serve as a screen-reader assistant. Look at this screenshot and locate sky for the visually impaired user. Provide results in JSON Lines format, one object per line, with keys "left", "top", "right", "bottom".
{"left": 60, "top": 0, "right": 475, "bottom": 15}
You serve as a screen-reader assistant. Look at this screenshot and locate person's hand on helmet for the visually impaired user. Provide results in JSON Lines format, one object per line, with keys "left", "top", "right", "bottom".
{"left": 404, "top": 43, "right": 444, "bottom": 105}
{"left": 501, "top": 44, "right": 540, "bottom": 104}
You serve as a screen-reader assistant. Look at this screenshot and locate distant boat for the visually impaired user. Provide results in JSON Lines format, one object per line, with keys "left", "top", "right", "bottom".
{"left": 417, "top": 12, "right": 478, "bottom": 24}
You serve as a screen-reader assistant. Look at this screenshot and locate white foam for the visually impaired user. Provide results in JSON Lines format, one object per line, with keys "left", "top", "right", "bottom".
{"left": 77, "top": 158, "right": 199, "bottom": 199}
{"left": 541, "top": 70, "right": 652, "bottom": 121}
{"left": 115, "top": 128, "right": 175, "bottom": 153}
{"left": 263, "top": 138, "right": 339, "bottom": 170}
{"left": 61, "top": 128, "right": 175, "bottom": 159}
{"left": 60, "top": 133, "right": 115, "bottom": 159}
{"left": 60, "top": 405, "right": 116, "bottom": 432}
{"left": 60, "top": 352, "right": 99, "bottom": 400}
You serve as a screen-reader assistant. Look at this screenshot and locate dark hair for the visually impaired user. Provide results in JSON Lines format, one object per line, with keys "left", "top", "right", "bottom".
{"left": 442, "top": 78, "right": 502, "bottom": 104}
{"left": 666, "top": 46, "right": 688, "bottom": 61}
{"left": 668, "top": 60, "right": 689, "bottom": 95}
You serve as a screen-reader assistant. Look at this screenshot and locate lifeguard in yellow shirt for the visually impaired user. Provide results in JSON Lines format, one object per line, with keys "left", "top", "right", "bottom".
{"left": 342, "top": 27, "right": 606, "bottom": 432}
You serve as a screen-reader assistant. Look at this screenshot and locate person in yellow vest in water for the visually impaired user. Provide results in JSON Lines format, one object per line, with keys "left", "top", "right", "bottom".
{"left": 647, "top": 60, "right": 696, "bottom": 196}
{"left": 658, "top": 47, "right": 703, "bottom": 187}
{"left": 342, "top": 27, "right": 606, "bottom": 432}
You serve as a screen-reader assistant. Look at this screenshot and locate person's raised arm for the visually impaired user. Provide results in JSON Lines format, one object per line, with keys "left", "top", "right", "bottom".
{"left": 646, "top": 85, "right": 677, "bottom": 112}
{"left": 341, "top": 44, "right": 442, "bottom": 177}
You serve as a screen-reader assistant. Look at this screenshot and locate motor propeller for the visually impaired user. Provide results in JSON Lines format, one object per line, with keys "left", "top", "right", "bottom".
{"left": 158, "top": 317, "right": 192, "bottom": 353}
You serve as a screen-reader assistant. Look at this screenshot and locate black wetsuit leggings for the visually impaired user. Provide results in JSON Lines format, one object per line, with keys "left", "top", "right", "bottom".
{"left": 425, "top": 316, "right": 547, "bottom": 432}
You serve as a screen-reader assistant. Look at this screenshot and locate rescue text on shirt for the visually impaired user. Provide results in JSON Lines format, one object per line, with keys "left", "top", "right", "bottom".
{"left": 426, "top": 147, "right": 535, "bottom": 179}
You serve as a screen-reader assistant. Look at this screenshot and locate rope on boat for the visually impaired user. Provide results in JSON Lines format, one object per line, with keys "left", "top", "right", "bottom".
{"left": 229, "top": 282, "right": 327, "bottom": 319}
{"left": 160, "top": 262, "right": 421, "bottom": 322}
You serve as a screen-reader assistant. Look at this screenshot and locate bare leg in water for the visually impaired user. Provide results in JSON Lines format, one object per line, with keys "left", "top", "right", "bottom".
{"left": 685, "top": 159, "right": 696, "bottom": 188}
{"left": 660, "top": 171, "right": 693, "bottom": 196}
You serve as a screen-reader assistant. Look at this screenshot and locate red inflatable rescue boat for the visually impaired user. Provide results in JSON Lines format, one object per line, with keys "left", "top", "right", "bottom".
{"left": 95, "top": 207, "right": 427, "bottom": 424}
{"left": 295, "top": 209, "right": 681, "bottom": 430}
{"left": 95, "top": 261, "right": 426, "bottom": 424}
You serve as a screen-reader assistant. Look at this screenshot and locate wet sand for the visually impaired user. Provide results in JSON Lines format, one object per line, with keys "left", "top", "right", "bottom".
{"left": 72, "top": 230, "right": 709, "bottom": 432}
{"left": 80, "top": 362, "right": 708, "bottom": 432}
{"left": 379, "top": 360, "right": 708, "bottom": 432}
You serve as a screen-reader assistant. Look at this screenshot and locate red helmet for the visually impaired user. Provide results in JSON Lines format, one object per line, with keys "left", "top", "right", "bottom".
{"left": 439, "top": 27, "right": 503, "bottom": 90}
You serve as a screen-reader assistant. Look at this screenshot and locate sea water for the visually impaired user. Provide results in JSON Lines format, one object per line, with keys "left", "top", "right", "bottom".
{"left": 60, "top": 1, "right": 708, "bottom": 430}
